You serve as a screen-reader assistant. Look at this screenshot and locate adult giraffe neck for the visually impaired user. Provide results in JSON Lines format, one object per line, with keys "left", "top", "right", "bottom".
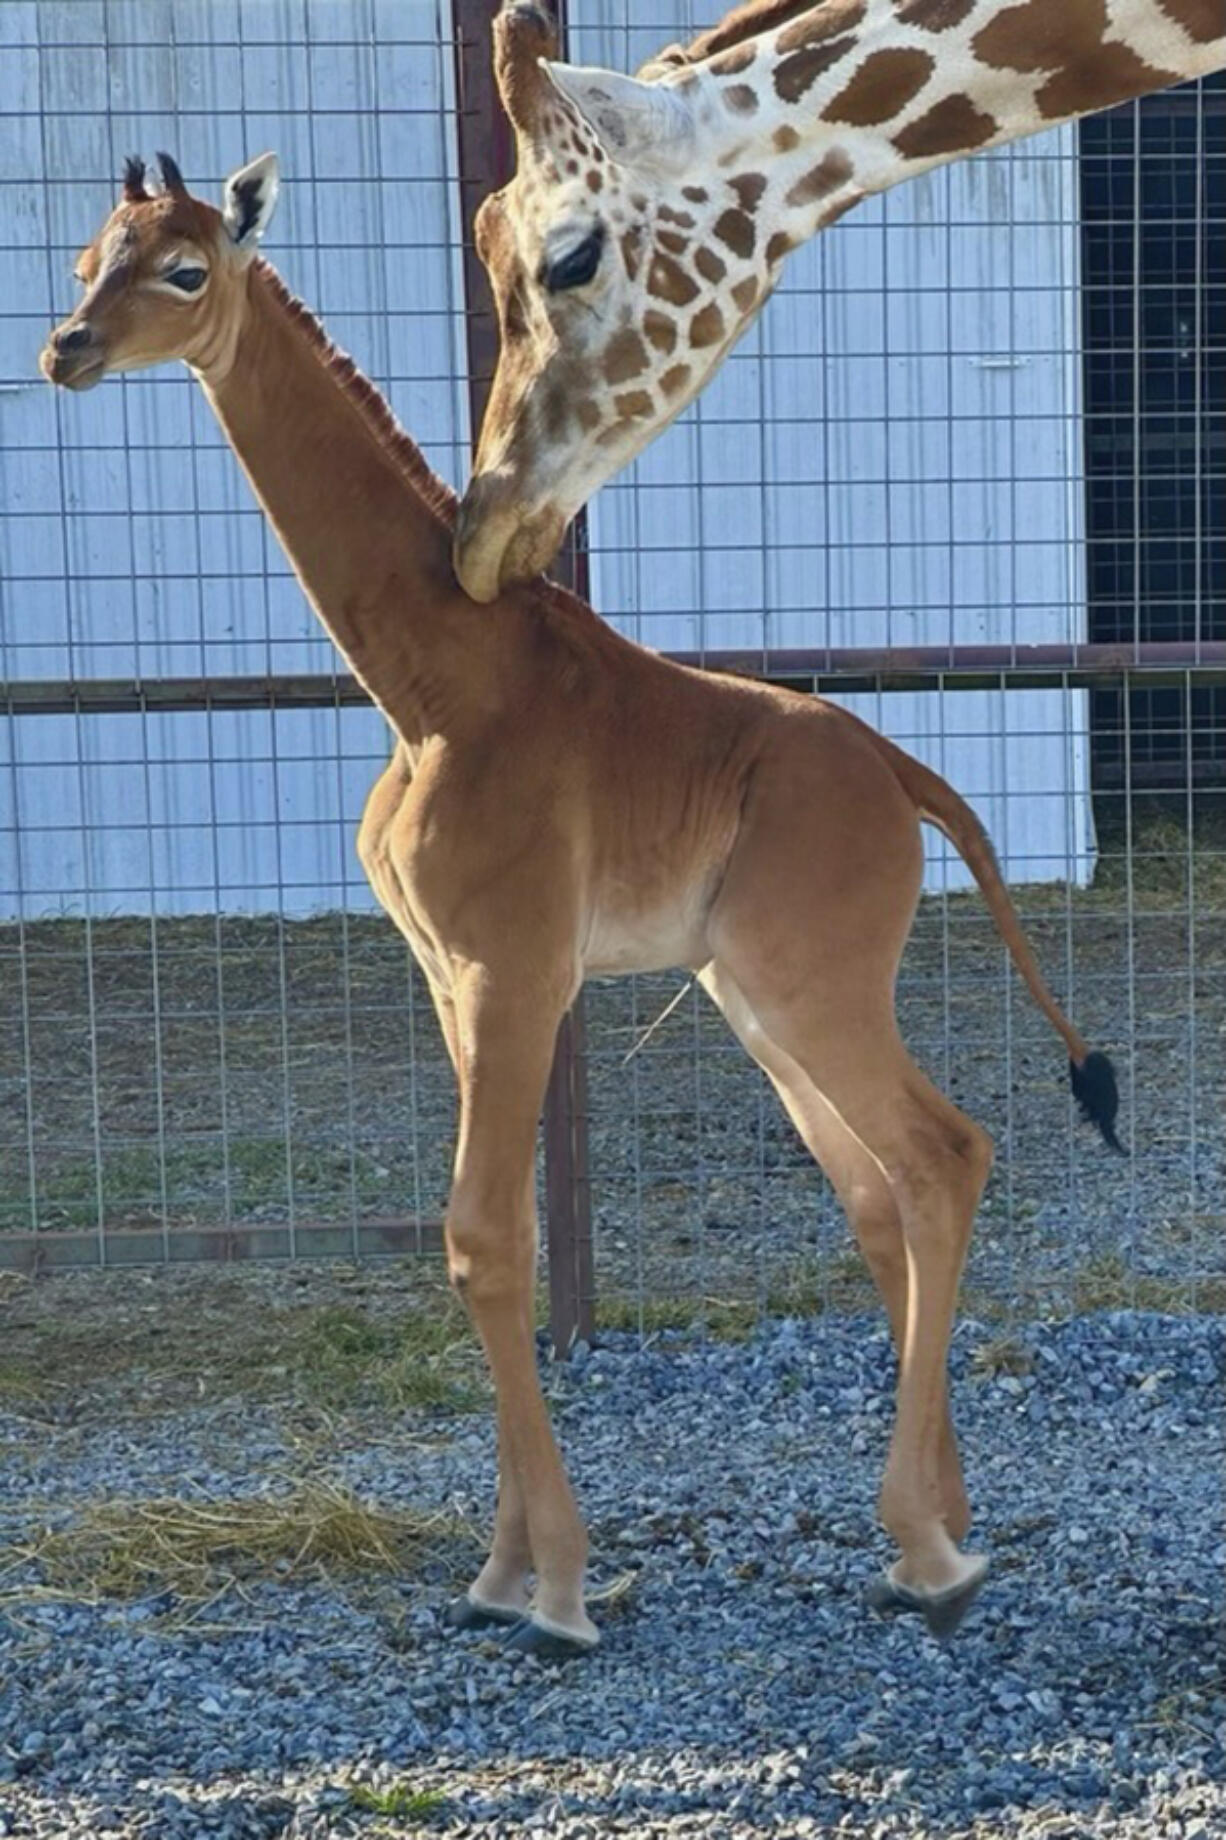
{"left": 200, "top": 259, "right": 480, "bottom": 746}
{"left": 690, "top": 0, "right": 1224, "bottom": 213}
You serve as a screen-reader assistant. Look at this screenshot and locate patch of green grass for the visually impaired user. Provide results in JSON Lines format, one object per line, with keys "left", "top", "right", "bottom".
{"left": 1068, "top": 1250, "right": 1222, "bottom": 1315}
{"left": 0, "top": 1273, "right": 487, "bottom": 1418}
{"left": 291, "top": 1302, "right": 485, "bottom": 1413}
{"left": 0, "top": 1358, "right": 48, "bottom": 1406}
{"left": 23, "top": 1136, "right": 398, "bottom": 1235}
{"left": 348, "top": 1782, "right": 447, "bottom": 1820}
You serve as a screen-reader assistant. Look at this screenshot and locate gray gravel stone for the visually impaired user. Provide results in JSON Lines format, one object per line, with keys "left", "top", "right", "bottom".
{"left": 0, "top": 1309, "right": 1221, "bottom": 1838}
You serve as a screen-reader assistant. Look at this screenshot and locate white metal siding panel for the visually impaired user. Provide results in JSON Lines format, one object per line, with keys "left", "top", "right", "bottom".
{"left": 0, "top": 0, "right": 466, "bottom": 918}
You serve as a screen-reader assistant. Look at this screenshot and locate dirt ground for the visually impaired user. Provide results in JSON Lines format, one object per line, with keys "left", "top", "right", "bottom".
{"left": 0, "top": 802, "right": 1222, "bottom": 1321}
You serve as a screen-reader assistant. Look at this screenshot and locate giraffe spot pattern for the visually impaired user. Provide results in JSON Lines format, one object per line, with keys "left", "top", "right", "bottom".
{"left": 893, "top": 93, "right": 998, "bottom": 158}
{"left": 732, "top": 275, "right": 761, "bottom": 312}
{"left": 543, "top": 386, "right": 571, "bottom": 439}
{"left": 576, "top": 398, "right": 601, "bottom": 431}
{"left": 643, "top": 310, "right": 677, "bottom": 353}
{"left": 660, "top": 362, "right": 692, "bottom": 397}
{"left": 690, "top": 302, "right": 726, "bottom": 347}
{"left": 774, "top": 124, "right": 801, "bottom": 151}
{"left": 614, "top": 388, "right": 654, "bottom": 418}
{"left": 731, "top": 173, "right": 768, "bottom": 213}
{"left": 973, "top": 0, "right": 1177, "bottom": 119}
{"left": 776, "top": 0, "right": 867, "bottom": 53}
{"left": 710, "top": 44, "right": 757, "bottom": 75}
{"left": 602, "top": 329, "right": 650, "bottom": 384}
{"left": 1156, "top": 0, "right": 1223, "bottom": 41}
{"left": 896, "top": 0, "right": 978, "bottom": 26}
{"left": 586, "top": 169, "right": 603, "bottom": 193}
{"left": 724, "top": 83, "right": 760, "bottom": 112}
{"left": 648, "top": 250, "right": 700, "bottom": 305}
{"left": 1041, "top": 45, "right": 1175, "bottom": 117}
{"left": 823, "top": 48, "right": 936, "bottom": 126}
{"left": 695, "top": 245, "right": 727, "bottom": 283}
{"left": 774, "top": 35, "right": 859, "bottom": 105}
{"left": 620, "top": 229, "right": 643, "bottom": 282}
{"left": 766, "top": 230, "right": 795, "bottom": 265}
{"left": 659, "top": 228, "right": 690, "bottom": 256}
{"left": 714, "top": 207, "right": 756, "bottom": 258}
{"left": 687, "top": 0, "right": 818, "bottom": 61}
{"left": 660, "top": 206, "right": 697, "bottom": 227}
{"left": 784, "top": 148, "right": 854, "bottom": 208}
{"left": 682, "top": 185, "right": 709, "bottom": 203}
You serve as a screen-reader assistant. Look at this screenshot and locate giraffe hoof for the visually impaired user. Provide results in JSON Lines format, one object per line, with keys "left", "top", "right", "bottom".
{"left": 865, "top": 1557, "right": 989, "bottom": 1641}
{"left": 443, "top": 1592, "right": 524, "bottom": 1633}
{"left": 501, "top": 1614, "right": 600, "bottom": 1660}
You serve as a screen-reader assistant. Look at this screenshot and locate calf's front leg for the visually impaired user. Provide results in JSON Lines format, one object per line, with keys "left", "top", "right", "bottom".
{"left": 443, "top": 967, "right": 597, "bottom": 1657}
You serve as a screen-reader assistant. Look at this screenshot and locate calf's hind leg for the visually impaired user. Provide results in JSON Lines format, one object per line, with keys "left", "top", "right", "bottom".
{"left": 699, "top": 965, "right": 971, "bottom": 1544}
{"left": 704, "top": 962, "right": 992, "bottom": 1636}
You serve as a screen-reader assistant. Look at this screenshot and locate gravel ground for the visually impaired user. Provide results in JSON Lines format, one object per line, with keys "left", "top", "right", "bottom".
{"left": 0, "top": 1263, "right": 1221, "bottom": 1839}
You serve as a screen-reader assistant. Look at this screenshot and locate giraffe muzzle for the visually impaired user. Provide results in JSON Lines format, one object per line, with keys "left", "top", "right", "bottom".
{"left": 40, "top": 322, "right": 106, "bottom": 391}
{"left": 453, "top": 478, "right": 567, "bottom": 604}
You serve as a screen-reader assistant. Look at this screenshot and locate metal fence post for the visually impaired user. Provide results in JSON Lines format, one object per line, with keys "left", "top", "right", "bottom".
{"left": 452, "top": 0, "right": 595, "bottom": 1356}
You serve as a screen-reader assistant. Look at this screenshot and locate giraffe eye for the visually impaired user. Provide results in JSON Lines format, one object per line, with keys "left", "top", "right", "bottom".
{"left": 541, "top": 227, "right": 604, "bottom": 294}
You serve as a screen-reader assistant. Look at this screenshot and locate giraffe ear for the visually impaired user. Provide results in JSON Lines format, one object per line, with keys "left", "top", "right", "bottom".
{"left": 541, "top": 62, "right": 696, "bottom": 173}
{"left": 222, "top": 152, "right": 280, "bottom": 251}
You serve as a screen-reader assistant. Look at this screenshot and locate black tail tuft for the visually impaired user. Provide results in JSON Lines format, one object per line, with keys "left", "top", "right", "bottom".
{"left": 1069, "top": 1050, "right": 1126, "bottom": 1155}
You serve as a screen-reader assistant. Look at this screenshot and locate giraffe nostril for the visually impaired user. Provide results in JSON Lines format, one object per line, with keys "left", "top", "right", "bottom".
{"left": 56, "top": 324, "right": 93, "bottom": 354}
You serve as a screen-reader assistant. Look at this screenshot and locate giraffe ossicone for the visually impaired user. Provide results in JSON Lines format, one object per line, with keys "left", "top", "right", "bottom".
{"left": 453, "top": 0, "right": 1226, "bottom": 603}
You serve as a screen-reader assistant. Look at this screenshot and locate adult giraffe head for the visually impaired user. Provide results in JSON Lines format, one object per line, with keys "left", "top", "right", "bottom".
{"left": 452, "top": 0, "right": 1226, "bottom": 601}
{"left": 40, "top": 151, "right": 280, "bottom": 391}
{"left": 452, "top": 1, "right": 826, "bottom": 603}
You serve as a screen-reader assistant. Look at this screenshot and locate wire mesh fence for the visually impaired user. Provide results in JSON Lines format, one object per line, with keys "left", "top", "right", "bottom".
{"left": 0, "top": 4, "right": 1221, "bottom": 1327}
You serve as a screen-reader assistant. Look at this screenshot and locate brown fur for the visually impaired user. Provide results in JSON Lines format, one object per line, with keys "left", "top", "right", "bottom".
{"left": 784, "top": 148, "right": 855, "bottom": 207}
{"left": 893, "top": 94, "right": 999, "bottom": 156}
{"left": 1157, "top": 0, "right": 1223, "bottom": 40}
{"left": 714, "top": 207, "right": 757, "bottom": 257}
{"left": 774, "top": 34, "right": 860, "bottom": 102}
{"left": 823, "top": 48, "right": 936, "bottom": 124}
{"left": 689, "top": 301, "right": 727, "bottom": 345}
{"left": 44, "top": 178, "right": 1120, "bottom": 1650}
{"left": 897, "top": 0, "right": 979, "bottom": 27}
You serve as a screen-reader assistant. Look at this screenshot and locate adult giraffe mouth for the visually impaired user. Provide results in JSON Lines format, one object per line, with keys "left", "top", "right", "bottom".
{"left": 453, "top": 478, "right": 567, "bottom": 604}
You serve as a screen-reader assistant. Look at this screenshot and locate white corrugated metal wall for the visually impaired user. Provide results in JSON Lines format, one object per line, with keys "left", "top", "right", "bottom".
{"left": 1, "top": 0, "right": 1092, "bottom": 919}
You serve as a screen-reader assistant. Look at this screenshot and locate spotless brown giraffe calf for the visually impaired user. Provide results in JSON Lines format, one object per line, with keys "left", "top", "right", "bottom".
{"left": 43, "top": 155, "right": 1121, "bottom": 1654}
{"left": 454, "top": 0, "right": 1226, "bottom": 600}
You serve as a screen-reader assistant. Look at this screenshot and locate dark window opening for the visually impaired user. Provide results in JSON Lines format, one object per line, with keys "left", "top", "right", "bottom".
{"left": 1080, "top": 74, "right": 1225, "bottom": 787}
